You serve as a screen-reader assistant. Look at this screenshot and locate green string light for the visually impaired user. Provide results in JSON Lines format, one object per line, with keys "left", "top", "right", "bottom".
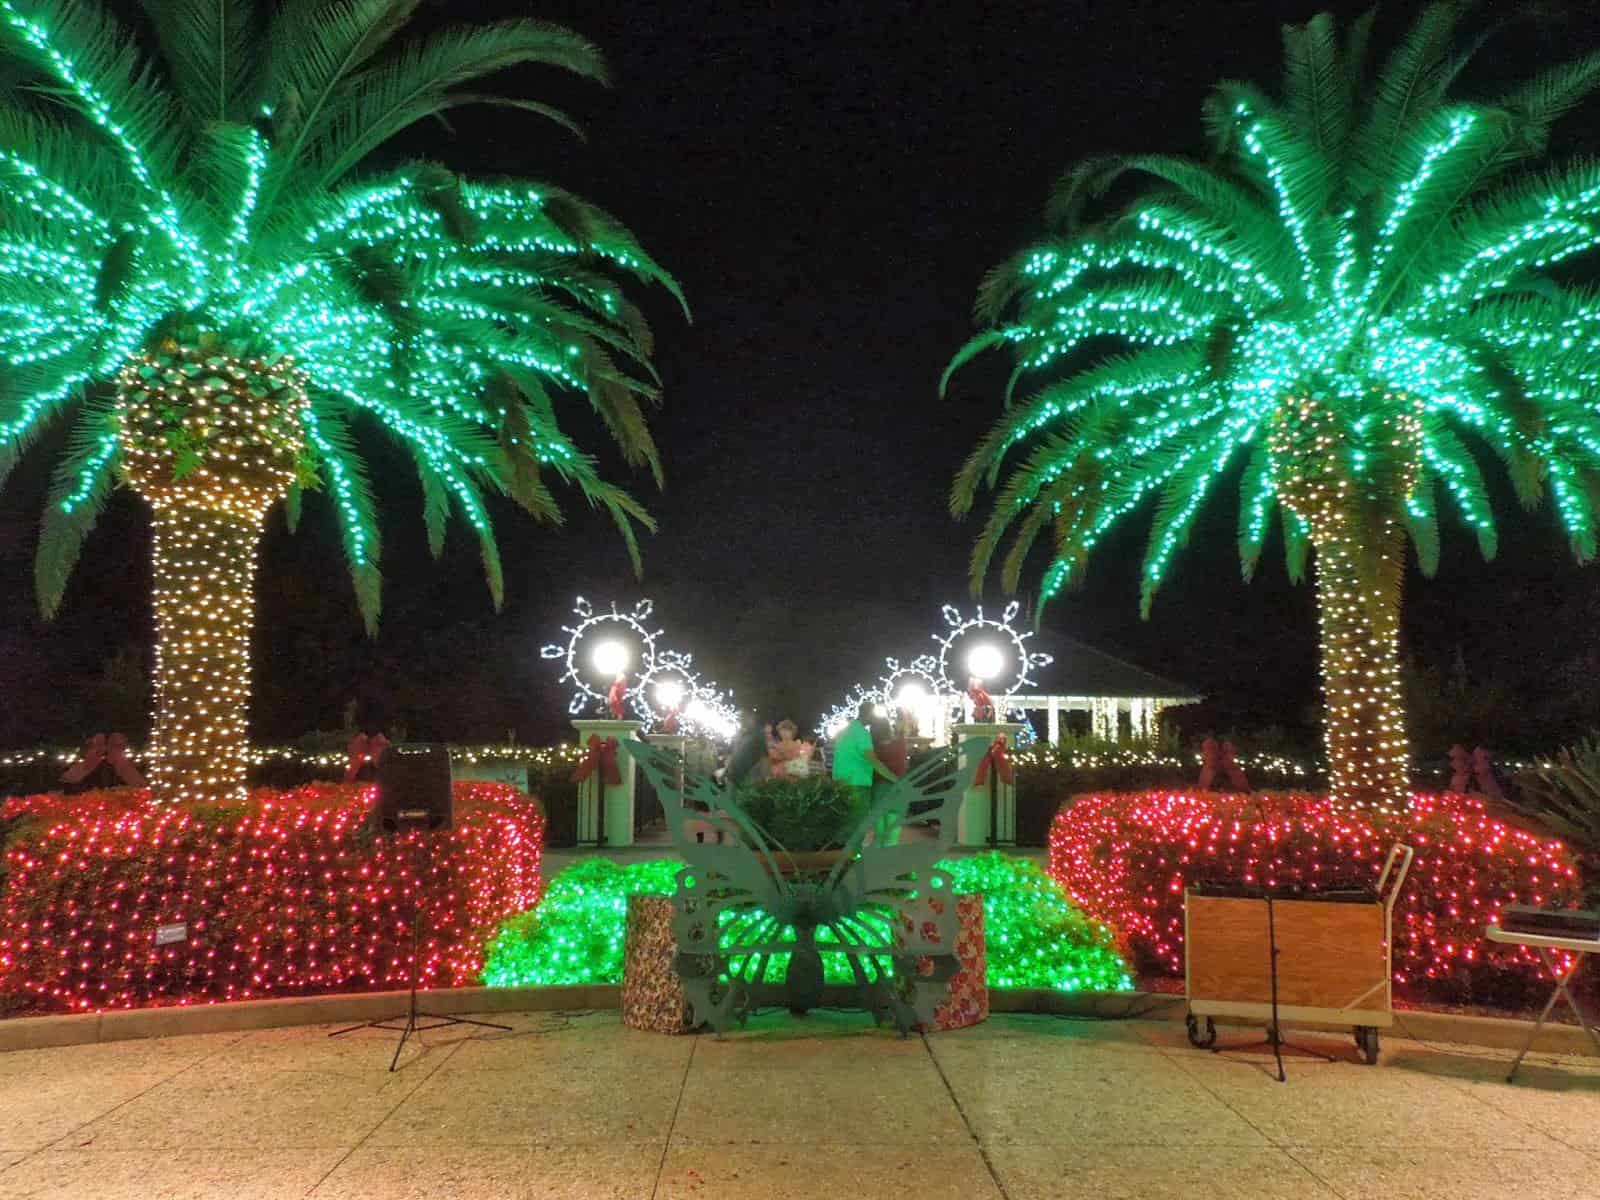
{"left": 480, "top": 854, "right": 1134, "bottom": 993}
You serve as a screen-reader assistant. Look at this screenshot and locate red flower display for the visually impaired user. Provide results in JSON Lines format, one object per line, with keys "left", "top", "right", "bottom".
{"left": 0, "top": 782, "right": 543, "bottom": 1012}
{"left": 1049, "top": 791, "right": 1583, "bottom": 1002}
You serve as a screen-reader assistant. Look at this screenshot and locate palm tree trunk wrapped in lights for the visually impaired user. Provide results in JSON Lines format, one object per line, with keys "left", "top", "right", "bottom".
{"left": 1267, "top": 395, "right": 1417, "bottom": 810}
{"left": 949, "top": 6, "right": 1600, "bottom": 814}
{"left": 116, "top": 339, "right": 308, "bottom": 803}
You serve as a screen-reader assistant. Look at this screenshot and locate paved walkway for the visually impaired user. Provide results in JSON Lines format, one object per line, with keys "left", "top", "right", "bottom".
{"left": 0, "top": 1010, "right": 1596, "bottom": 1198}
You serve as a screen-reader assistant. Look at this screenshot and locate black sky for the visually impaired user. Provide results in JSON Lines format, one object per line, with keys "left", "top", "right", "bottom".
{"left": 4, "top": 0, "right": 1600, "bottom": 753}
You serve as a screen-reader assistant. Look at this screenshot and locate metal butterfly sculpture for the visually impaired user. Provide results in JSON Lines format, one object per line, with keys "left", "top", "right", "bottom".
{"left": 622, "top": 737, "right": 986, "bottom": 1034}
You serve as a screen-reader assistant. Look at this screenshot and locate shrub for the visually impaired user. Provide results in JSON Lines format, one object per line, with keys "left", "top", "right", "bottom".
{"left": 1049, "top": 790, "right": 1583, "bottom": 1007}
{"left": 734, "top": 775, "right": 866, "bottom": 851}
{"left": 482, "top": 857, "right": 685, "bottom": 987}
{"left": 0, "top": 782, "right": 543, "bottom": 1012}
{"left": 1013, "top": 742, "right": 1316, "bottom": 845}
{"left": 1512, "top": 736, "right": 1600, "bottom": 904}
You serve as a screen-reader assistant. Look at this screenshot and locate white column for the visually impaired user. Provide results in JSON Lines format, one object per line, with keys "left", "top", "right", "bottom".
{"left": 1091, "top": 697, "right": 1115, "bottom": 742}
{"left": 951, "top": 722, "right": 1025, "bottom": 846}
{"left": 571, "top": 718, "right": 643, "bottom": 847}
{"left": 1047, "top": 695, "right": 1060, "bottom": 745}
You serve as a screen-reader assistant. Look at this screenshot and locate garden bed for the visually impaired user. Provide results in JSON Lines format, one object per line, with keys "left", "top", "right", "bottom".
{"left": 482, "top": 851, "right": 1133, "bottom": 993}
{"left": 0, "top": 782, "right": 543, "bottom": 1013}
{"left": 1049, "top": 790, "right": 1584, "bottom": 1009}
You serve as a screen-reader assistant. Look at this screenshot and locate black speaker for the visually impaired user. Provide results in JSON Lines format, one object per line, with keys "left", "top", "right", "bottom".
{"left": 374, "top": 743, "right": 454, "bottom": 832}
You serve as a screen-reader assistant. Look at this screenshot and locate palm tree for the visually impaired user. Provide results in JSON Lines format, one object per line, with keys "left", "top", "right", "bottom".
{"left": 948, "top": 4, "right": 1600, "bottom": 810}
{"left": 0, "top": 1, "right": 683, "bottom": 803}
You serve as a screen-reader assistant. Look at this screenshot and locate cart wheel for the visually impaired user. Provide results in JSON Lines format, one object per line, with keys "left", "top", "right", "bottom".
{"left": 1355, "top": 1026, "right": 1379, "bottom": 1064}
{"left": 1186, "top": 1015, "right": 1217, "bottom": 1048}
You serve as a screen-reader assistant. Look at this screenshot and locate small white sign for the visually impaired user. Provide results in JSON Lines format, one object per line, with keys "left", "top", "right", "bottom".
{"left": 154, "top": 922, "right": 187, "bottom": 946}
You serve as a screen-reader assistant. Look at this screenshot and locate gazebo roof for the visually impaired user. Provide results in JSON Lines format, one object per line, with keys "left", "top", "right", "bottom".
{"left": 1017, "top": 631, "right": 1200, "bottom": 702}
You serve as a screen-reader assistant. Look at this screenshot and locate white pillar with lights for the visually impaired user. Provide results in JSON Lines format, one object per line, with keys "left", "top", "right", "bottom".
{"left": 567, "top": 634, "right": 643, "bottom": 847}
{"left": 952, "top": 723, "right": 1026, "bottom": 845}
{"left": 571, "top": 716, "right": 642, "bottom": 846}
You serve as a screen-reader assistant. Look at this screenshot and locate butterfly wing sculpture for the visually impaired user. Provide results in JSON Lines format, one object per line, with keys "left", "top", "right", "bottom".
{"left": 622, "top": 736, "right": 986, "bottom": 1033}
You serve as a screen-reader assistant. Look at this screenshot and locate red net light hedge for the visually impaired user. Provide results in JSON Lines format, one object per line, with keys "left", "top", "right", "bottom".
{"left": 0, "top": 782, "right": 543, "bottom": 1012}
{"left": 1049, "top": 791, "right": 1583, "bottom": 1004}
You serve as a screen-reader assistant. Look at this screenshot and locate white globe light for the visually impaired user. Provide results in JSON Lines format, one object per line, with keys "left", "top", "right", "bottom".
{"left": 895, "top": 682, "right": 927, "bottom": 708}
{"left": 591, "top": 639, "right": 629, "bottom": 676}
{"left": 966, "top": 642, "right": 1005, "bottom": 681}
{"left": 655, "top": 679, "right": 685, "bottom": 709}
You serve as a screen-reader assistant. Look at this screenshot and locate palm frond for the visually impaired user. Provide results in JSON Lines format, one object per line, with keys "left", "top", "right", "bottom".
{"left": 1282, "top": 11, "right": 1351, "bottom": 156}
{"left": 136, "top": 0, "right": 261, "bottom": 123}
{"left": 300, "top": 401, "right": 382, "bottom": 633}
{"left": 257, "top": 0, "right": 423, "bottom": 215}
{"left": 34, "top": 396, "right": 119, "bottom": 618}
{"left": 1346, "top": 1, "right": 1465, "bottom": 197}
{"left": 0, "top": 0, "right": 185, "bottom": 192}
{"left": 302, "top": 19, "right": 607, "bottom": 194}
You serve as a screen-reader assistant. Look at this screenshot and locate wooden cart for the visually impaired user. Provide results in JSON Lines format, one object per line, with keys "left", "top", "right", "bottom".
{"left": 1184, "top": 843, "right": 1413, "bottom": 1063}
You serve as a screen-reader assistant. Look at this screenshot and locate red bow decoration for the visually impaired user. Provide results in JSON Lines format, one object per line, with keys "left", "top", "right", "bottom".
{"left": 61, "top": 733, "right": 146, "bottom": 787}
{"left": 343, "top": 732, "right": 390, "bottom": 783}
{"left": 573, "top": 735, "right": 622, "bottom": 786}
{"left": 974, "top": 735, "right": 1013, "bottom": 786}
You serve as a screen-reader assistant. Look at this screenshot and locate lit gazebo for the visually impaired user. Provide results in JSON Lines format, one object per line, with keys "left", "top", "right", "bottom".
{"left": 996, "top": 631, "right": 1200, "bottom": 743}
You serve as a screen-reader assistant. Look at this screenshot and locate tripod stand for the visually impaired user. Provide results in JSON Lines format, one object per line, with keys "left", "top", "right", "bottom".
{"left": 1235, "top": 895, "right": 1333, "bottom": 1082}
{"left": 329, "top": 827, "right": 509, "bottom": 1071}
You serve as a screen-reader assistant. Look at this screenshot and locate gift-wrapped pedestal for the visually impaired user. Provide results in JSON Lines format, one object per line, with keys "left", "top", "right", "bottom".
{"left": 620, "top": 892, "right": 988, "bottom": 1033}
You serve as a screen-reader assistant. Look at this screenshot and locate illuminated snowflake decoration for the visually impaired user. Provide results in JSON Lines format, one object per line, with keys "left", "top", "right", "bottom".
{"left": 631, "top": 648, "right": 701, "bottom": 731}
{"left": 540, "top": 596, "right": 660, "bottom": 715}
{"left": 878, "top": 654, "right": 941, "bottom": 707}
{"left": 932, "top": 601, "right": 1052, "bottom": 700}
{"left": 681, "top": 684, "right": 741, "bottom": 742}
{"left": 816, "top": 683, "right": 886, "bottom": 741}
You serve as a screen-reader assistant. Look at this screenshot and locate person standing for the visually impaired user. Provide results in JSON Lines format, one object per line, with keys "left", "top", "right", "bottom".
{"left": 725, "top": 710, "right": 770, "bottom": 787}
{"left": 831, "top": 701, "right": 900, "bottom": 840}
{"left": 769, "top": 719, "right": 813, "bottom": 778}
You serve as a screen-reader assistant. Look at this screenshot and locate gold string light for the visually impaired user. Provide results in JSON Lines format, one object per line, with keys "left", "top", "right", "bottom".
{"left": 1269, "top": 394, "right": 1419, "bottom": 813}
{"left": 116, "top": 338, "right": 308, "bottom": 803}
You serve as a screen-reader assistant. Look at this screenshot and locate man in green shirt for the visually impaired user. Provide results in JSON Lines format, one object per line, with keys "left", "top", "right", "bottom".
{"left": 831, "top": 702, "right": 901, "bottom": 844}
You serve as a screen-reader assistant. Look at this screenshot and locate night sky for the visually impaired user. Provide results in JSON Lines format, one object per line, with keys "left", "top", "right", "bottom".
{"left": 4, "top": 0, "right": 1600, "bottom": 754}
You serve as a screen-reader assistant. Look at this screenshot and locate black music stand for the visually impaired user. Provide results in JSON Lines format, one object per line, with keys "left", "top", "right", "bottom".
{"left": 328, "top": 818, "right": 509, "bottom": 1070}
{"left": 1192, "top": 886, "right": 1334, "bottom": 1082}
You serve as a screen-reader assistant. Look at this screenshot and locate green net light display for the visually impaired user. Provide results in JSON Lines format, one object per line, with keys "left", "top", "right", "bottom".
{"left": 948, "top": 7, "right": 1600, "bottom": 812}
{"left": 482, "top": 858, "right": 684, "bottom": 988}
{"left": 938, "top": 853, "right": 1132, "bottom": 992}
{"left": 480, "top": 853, "right": 1133, "bottom": 993}
{"left": 0, "top": 2, "right": 681, "bottom": 802}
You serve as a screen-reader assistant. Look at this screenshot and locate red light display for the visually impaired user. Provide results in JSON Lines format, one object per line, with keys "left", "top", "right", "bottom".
{"left": 0, "top": 782, "right": 544, "bottom": 1012}
{"left": 1049, "top": 791, "right": 1582, "bottom": 998}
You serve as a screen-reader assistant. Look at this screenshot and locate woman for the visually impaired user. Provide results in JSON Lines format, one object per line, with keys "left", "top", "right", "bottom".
{"left": 768, "top": 719, "right": 814, "bottom": 778}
